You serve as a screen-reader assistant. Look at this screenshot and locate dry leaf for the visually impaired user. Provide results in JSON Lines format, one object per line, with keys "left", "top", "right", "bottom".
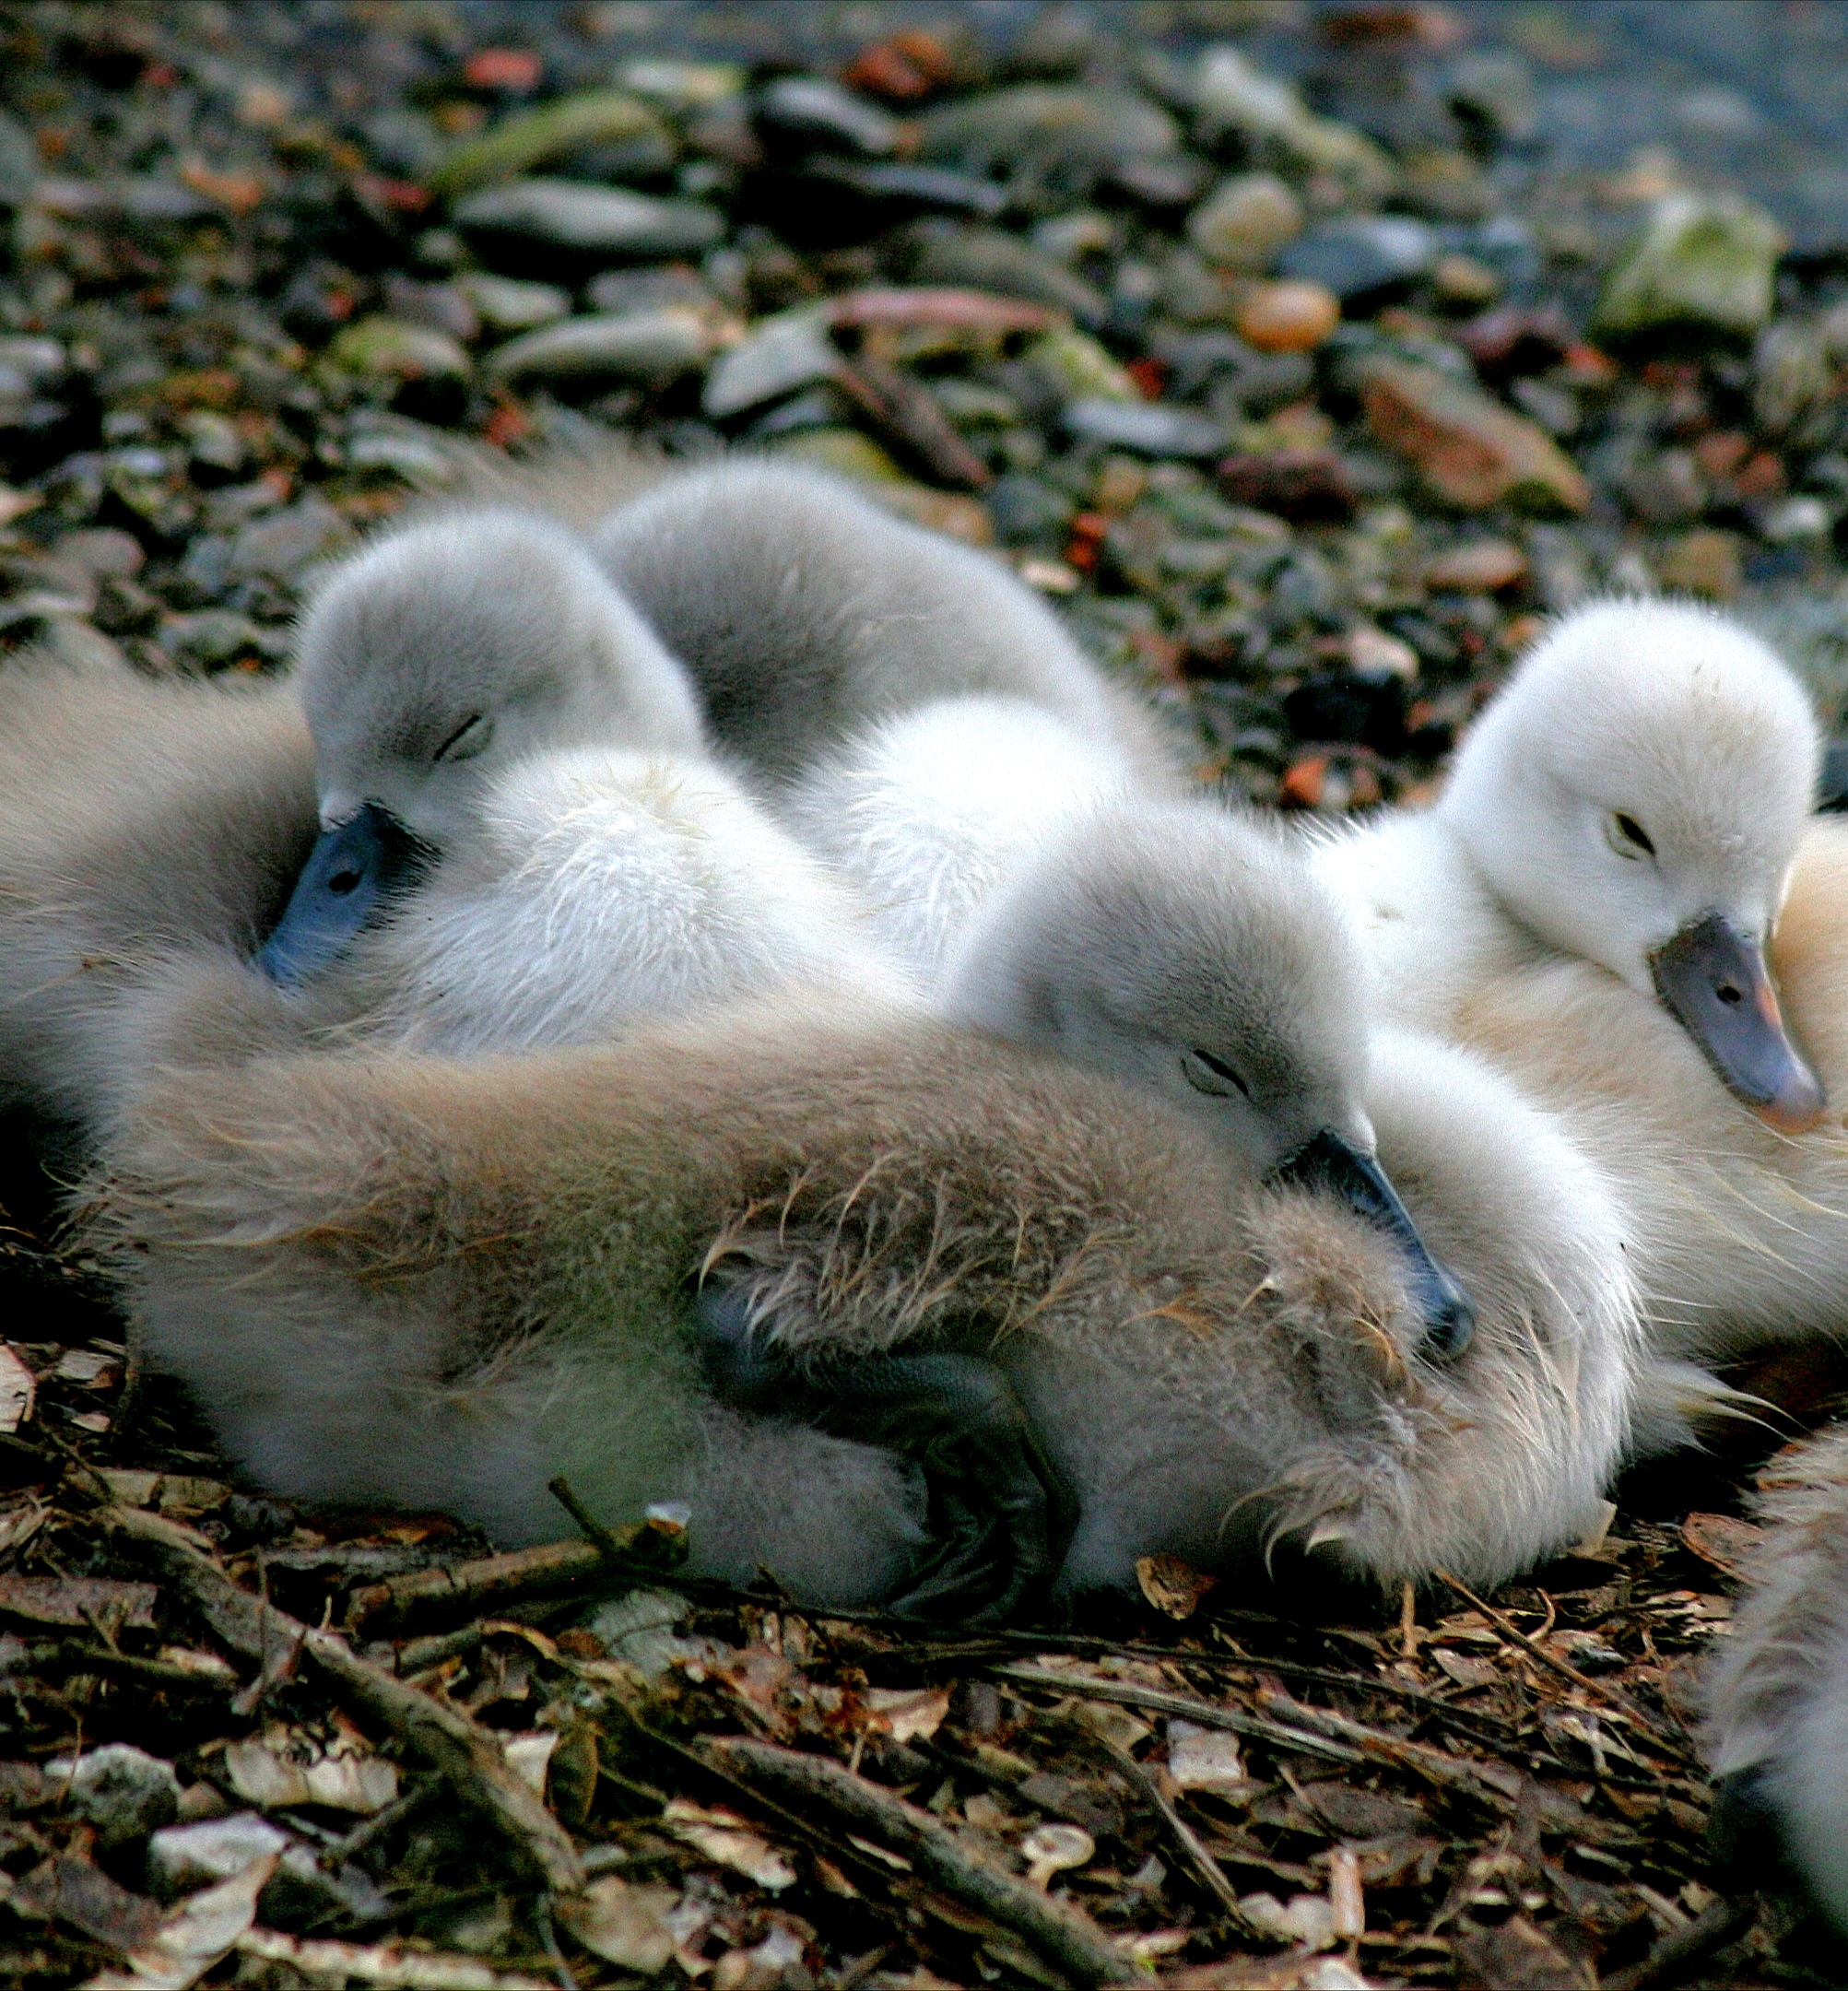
{"left": 1136, "top": 1552, "right": 1219, "bottom": 1620}
{"left": 225, "top": 1729, "right": 398, "bottom": 1814}
{"left": 1237, "top": 1892, "right": 1337, "bottom": 1950}
{"left": 234, "top": 1930, "right": 552, "bottom": 1987}
{"left": 861, "top": 1684, "right": 950, "bottom": 1743}
{"left": 1167, "top": 1718, "right": 1248, "bottom": 1792}
{"left": 0, "top": 1344, "right": 35, "bottom": 1432}
{"left": 500, "top": 1729, "right": 558, "bottom": 1796}
{"left": 556, "top": 1876, "right": 680, "bottom": 1973}
{"left": 1455, "top": 1914, "right": 1594, "bottom": 1989}
{"left": 12, "top": 1850, "right": 161, "bottom": 1950}
{"left": 1682, "top": 1511, "right": 1763, "bottom": 1581}
{"left": 663, "top": 1800, "right": 797, "bottom": 1890}
{"left": 1020, "top": 1823, "right": 1092, "bottom": 1887}
{"left": 83, "top": 1855, "right": 277, "bottom": 1991}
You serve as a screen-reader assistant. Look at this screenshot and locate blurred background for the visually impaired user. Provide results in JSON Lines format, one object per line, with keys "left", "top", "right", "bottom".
{"left": 5, "top": 1, "right": 1848, "bottom": 807}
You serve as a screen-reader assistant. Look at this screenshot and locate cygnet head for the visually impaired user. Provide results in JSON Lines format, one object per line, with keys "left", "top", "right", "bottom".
{"left": 942, "top": 799, "right": 1475, "bottom": 1359}
{"left": 1437, "top": 598, "right": 1826, "bottom": 1132}
{"left": 258, "top": 509, "right": 706, "bottom": 988}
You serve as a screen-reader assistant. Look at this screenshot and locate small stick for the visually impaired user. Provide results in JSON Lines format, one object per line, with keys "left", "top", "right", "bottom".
{"left": 704, "top": 1736, "right": 1140, "bottom": 1989}
{"left": 106, "top": 1504, "right": 584, "bottom": 1895}
{"left": 1597, "top": 1897, "right": 1753, "bottom": 1991}
{"left": 830, "top": 354, "right": 995, "bottom": 491}
{"left": 347, "top": 1539, "right": 607, "bottom": 1634}
{"left": 990, "top": 1661, "right": 1365, "bottom": 1767}
{"left": 1434, "top": 1569, "right": 1686, "bottom": 1753}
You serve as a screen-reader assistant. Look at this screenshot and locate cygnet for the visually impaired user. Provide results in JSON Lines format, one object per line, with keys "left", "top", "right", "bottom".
{"left": 89, "top": 997, "right": 1642, "bottom": 1617}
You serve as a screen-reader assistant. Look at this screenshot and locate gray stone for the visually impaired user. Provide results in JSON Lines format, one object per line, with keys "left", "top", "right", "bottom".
{"left": 229, "top": 496, "right": 355, "bottom": 580}
{"left": 1593, "top": 192, "right": 1787, "bottom": 343}
{"left": 1277, "top": 218, "right": 1437, "bottom": 300}
{"left": 0, "top": 336, "right": 65, "bottom": 395}
{"left": 457, "top": 273, "right": 571, "bottom": 333}
{"left": 906, "top": 223, "right": 1108, "bottom": 328}
{"left": 756, "top": 77, "right": 901, "bottom": 159}
{"left": 324, "top": 316, "right": 471, "bottom": 383}
{"left": 488, "top": 309, "right": 724, "bottom": 389}
{"left": 453, "top": 179, "right": 724, "bottom": 262}
{"left": 920, "top": 87, "right": 1179, "bottom": 181}
{"left": 1444, "top": 53, "right": 1538, "bottom": 146}
{"left": 163, "top": 608, "right": 265, "bottom": 668}
{"left": 1188, "top": 47, "right": 1395, "bottom": 205}
{"left": 0, "top": 110, "right": 38, "bottom": 202}
{"left": 702, "top": 306, "right": 837, "bottom": 418}
{"left": 430, "top": 91, "right": 671, "bottom": 197}
{"left": 1062, "top": 398, "right": 1229, "bottom": 458}
{"left": 48, "top": 1744, "right": 180, "bottom": 1848}
{"left": 1186, "top": 173, "right": 1303, "bottom": 271}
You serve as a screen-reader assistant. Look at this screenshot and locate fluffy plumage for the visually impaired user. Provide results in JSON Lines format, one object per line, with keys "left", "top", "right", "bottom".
{"left": 297, "top": 507, "right": 704, "bottom": 847}
{"left": 88, "top": 1002, "right": 1642, "bottom": 1608}
{"left": 1310, "top": 599, "right": 1841, "bottom": 1387}
{"left": 1701, "top": 1418, "right": 1848, "bottom": 1930}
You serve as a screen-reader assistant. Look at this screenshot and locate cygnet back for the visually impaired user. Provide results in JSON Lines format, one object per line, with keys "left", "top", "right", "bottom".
{"left": 593, "top": 460, "right": 1177, "bottom": 790}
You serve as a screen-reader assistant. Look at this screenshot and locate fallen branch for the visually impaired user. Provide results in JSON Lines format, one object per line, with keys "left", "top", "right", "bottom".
{"left": 703, "top": 1736, "right": 1141, "bottom": 1989}
{"left": 346, "top": 1539, "right": 606, "bottom": 1634}
{"left": 104, "top": 1505, "right": 584, "bottom": 1895}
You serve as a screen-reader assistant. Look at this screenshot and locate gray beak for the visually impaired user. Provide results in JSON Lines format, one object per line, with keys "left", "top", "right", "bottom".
{"left": 1269, "top": 1128, "right": 1476, "bottom": 1362}
{"left": 255, "top": 802, "right": 430, "bottom": 988}
{"left": 1649, "top": 911, "right": 1825, "bottom": 1134}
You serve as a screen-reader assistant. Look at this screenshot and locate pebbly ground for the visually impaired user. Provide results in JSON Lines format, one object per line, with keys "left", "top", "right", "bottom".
{"left": 4, "top": 4, "right": 1848, "bottom": 1986}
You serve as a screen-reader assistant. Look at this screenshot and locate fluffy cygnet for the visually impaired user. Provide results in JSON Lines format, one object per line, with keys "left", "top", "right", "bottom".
{"left": 1312, "top": 601, "right": 1848, "bottom": 1385}
{"left": 1701, "top": 1417, "right": 1848, "bottom": 1933}
{"left": 89, "top": 1000, "right": 1642, "bottom": 1613}
{"left": 263, "top": 506, "right": 707, "bottom": 984}
{"left": 591, "top": 459, "right": 1178, "bottom": 793}
{"left": 1312, "top": 598, "right": 1823, "bottom": 1130}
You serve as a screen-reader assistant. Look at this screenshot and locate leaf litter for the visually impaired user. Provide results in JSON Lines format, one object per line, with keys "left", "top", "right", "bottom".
{"left": 0, "top": 1302, "right": 1843, "bottom": 1991}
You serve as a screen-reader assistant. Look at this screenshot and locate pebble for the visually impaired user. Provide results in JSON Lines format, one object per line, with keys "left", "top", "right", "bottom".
{"left": 1655, "top": 527, "right": 1743, "bottom": 599}
{"left": 1062, "top": 399, "right": 1229, "bottom": 459}
{"left": 1188, "top": 47, "right": 1395, "bottom": 206}
{"left": 905, "top": 224, "right": 1109, "bottom": 328}
{"left": 755, "top": 77, "right": 902, "bottom": 159}
{"left": 1025, "top": 325, "right": 1141, "bottom": 404}
{"left": 1430, "top": 253, "right": 1501, "bottom": 306}
{"left": 702, "top": 305, "right": 839, "bottom": 419}
{"left": 324, "top": 316, "right": 472, "bottom": 383}
{"left": 1592, "top": 192, "right": 1787, "bottom": 344}
{"left": 488, "top": 308, "right": 731, "bottom": 389}
{"left": 1277, "top": 217, "right": 1436, "bottom": 302}
{"left": 46, "top": 1743, "right": 179, "bottom": 1848}
{"left": 919, "top": 86, "right": 1181, "bottom": 183}
{"left": 457, "top": 272, "right": 571, "bottom": 332}
{"left": 1424, "top": 539, "right": 1528, "bottom": 592}
{"left": 618, "top": 61, "right": 747, "bottom": 110}
{"left": 1187, "top": 173, "right": 1303, "bottom": 271}
{"left": 1355, "top": 357, "right": 1590, "bottom": 513}
{"left": 1217, "top": 450, "right": 1357, "bottom": 524}
{"left": 228, "top": 496, "right": 355, "bottom": 581}
{"left": 453, "top": 179, "right": 724, "bottom": 266}
{"left": 429, "top": 91, "right": 670, "bottom": 195}
{"left": 1234, "top": 280, "right": 1341, "bottom": 354}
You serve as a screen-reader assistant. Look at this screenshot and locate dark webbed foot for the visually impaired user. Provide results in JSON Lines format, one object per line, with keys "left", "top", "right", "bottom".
{"left": 691, "top": 1284, "right": 1070, "bottom": 1624}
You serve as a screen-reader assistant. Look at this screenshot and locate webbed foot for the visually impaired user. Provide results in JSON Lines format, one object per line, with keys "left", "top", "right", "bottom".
{"left": 691, "top": 1284, "right": 1070, "bottom": 1624}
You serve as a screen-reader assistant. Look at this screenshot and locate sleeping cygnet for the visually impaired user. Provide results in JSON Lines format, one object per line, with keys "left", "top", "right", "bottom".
{"left": 1309, "top": 597, "right": 1848, "bottom": 1386}
{"left": 1701, "top": 1419, "right": 1848, "bottom": 1935}
{"left": 259, "top": 505, "right": 708, "bottom": 985}
{"left": 89, "top": 996, "right": 1642, "bottom": 1619}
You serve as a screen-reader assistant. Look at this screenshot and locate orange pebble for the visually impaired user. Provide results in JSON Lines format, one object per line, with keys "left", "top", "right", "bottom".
{"left": 1279, "top": 754, "right": 1328, "bottom": 807}
{"left": 1234, "top": 280, "right": 1341, "bottom": 354}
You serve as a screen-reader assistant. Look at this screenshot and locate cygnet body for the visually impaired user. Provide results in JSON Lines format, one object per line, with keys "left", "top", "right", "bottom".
{"left": 91, "top": 999, "right": 1642, "bottom": 1612}
{"left": 1701, "top": 1415, "right": 1848, "bottom": 1935}
{"left": 1309, "top": 599, "right": 1843, "bottom": 1379}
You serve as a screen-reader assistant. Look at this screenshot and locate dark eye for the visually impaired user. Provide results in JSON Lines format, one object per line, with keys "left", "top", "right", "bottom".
{"left": 1608, "top": 811, "right": 1655, "bottom": 858}
{"left": 433, "top": 713, "right": 492, "bottom": 763}
{"left": 1183, "top": 1047, "right": 1253, "bottom": 1100}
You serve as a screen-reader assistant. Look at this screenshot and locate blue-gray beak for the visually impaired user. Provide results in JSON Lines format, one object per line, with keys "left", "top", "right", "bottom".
{"left": 255, "top": 803, "right": 430, "bottom": 988}
{"left": 1269, "top": 1128, "right": 1476, "bottom": 1362}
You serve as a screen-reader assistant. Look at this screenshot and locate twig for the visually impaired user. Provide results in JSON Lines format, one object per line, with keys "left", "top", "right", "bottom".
{"left": 1598, "top": 1897, "right": 1754, "bottom": 1991}
{"left": 990, "top": 1661, "right": 1366, "bottom": 1767}
{"left": 347, "top": 1539, "right": 607, "bottom": 1634}
{"left": 104, "top": 1504, "right": 584, "bottom": 1895}
{"left": 1434, "top": 1569, "right": 1687, "bottom": 1754}
{"left": 704, "top": 1736, "right": 1140, "bottom": 1988}
{"left": 830, "top": 354, "right": 994, "bottom": 490}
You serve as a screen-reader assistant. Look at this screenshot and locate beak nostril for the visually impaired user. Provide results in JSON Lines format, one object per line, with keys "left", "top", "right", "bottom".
{"left": 1716, "top": 983, "right": 1743, "bottom": 1006}
{"left": 328, "top": 868, "right": 363, "bottom": 896}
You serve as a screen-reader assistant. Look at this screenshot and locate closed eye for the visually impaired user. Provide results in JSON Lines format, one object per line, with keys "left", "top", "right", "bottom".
{"left": 1608, "top": 810, "right": 1655, "bottom": 859}
{"left": 1183, "top": 1047, "right": 1253, "bottom": 1099}
{"left": 433, "top": 713, "right": 492, "bottom": 763}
